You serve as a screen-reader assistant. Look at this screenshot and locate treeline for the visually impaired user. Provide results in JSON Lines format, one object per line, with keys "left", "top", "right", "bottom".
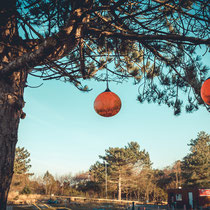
{"left": 10, "top": 131, "right": 209, "bottom": 202}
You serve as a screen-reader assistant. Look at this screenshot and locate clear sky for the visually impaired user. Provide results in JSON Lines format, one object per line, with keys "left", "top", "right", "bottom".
{"left": 17, "top": 68, "right": 210, "bottom": 177}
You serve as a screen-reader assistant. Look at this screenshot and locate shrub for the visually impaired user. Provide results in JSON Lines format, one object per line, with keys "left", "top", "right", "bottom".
{"left": 21, "top": 186, "right": 31, "bottom": 194}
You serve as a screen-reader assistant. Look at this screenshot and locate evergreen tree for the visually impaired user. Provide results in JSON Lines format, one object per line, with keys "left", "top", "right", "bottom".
{"left": 0, "top": 0, "right": 209, "bottom": 208}
{"left": 9, "top": 147, "right": 32, "bottom": 194}
{"left": 181, "top": 131, "right": 210, "bottom": 188}
{"left": 91, "top": 141, "right": 152, "bottom": 200}
{"left": 89, "top": 161, "right": 107, "bottom": 197}
{"left": 14, "top": 147, "right": 31, "bottom": 175}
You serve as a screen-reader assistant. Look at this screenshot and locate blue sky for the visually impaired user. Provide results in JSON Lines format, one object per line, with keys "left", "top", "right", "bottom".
{"left": 17, "top": 71, "right": 210, "bottom": 177}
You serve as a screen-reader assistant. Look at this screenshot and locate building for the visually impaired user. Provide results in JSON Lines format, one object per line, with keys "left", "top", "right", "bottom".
{"left": 168, "top": 188, "right": 210, "bottom": 209}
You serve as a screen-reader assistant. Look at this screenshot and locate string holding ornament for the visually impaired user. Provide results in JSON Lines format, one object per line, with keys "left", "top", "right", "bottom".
{"left": 94, "top": 39, "right": 122, "bottom": 117}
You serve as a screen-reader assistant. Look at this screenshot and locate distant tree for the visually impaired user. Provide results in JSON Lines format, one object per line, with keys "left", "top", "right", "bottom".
{"left": 72, "top": 172, "right": 90, "bottom": 185}
{"left": 181, "top": 131, "right": 210, "bottom": 188}
{"left": 43, "top": 171, "right": 55, "bottom": 195}
{"left": 57, "top": 174, "right": 72, "bottom": 195}
{"left": 171, "top": 160, "right": 182, "bottom": 188}
{"left": 89, "top": 161, "right": 106, "bottom": 197}
{"left": 72, "top": 172, "right": 90, "bottom": 190}
{"left": 9, "top": 147, "right": 32, "bottom": 194}
{"left": 29, "top": 176, "right": 45, "bottom": 194}
{"left": 91, "top": 141, "right": 152, "bottom": 200}
{"left": 137, "top": 167, "right": 155, "bottom": 202}
{"left": 14, "top": 147, "right": 31, "bottom": 175}
{"left": 149, "top": 170, "right": 167, "bottom": 202}
{"left": 150, "top": 168, "right": 176, "bottom": 202}
{"left": 20, "top": 185, "right": 31, "bottom": 195}
{"left": 155, "top": 160, "right": 183, "bottom": 191}
{"left": 81, "top": 181, "right": 101, "bottom": 197}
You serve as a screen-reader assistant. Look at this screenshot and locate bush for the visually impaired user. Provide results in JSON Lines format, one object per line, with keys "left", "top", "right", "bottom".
{"left": 21, "top": 186, "right": 31, "bottom": 194}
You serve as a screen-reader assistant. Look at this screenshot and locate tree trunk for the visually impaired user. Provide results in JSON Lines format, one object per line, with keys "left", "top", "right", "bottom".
{"left": 0, "top": 0, "right": 28, "bottom": 209}
{"left": 137, "top": 190, "right": 140, "bottom": 201}
{"left": 0, "top": 70, "right": 27, "bottom": 210}
{"left": 145, "top": 187, "right": 149, "bottom": 203}
{"left": 175, "top": 168, "right": 178, "bottom": 188}
{"left": 118, "top": 172, "right": 121, "bottom": 200}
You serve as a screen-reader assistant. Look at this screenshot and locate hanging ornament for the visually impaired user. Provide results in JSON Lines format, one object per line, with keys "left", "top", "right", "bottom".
{"left": 94, "top": 88, "right": 122, "bottom": 117}
{"left": 201, "top": 78, "right": 210, "bottom": 105}
{"left": 94, "top": 39, "right": 122, "bottom": 117}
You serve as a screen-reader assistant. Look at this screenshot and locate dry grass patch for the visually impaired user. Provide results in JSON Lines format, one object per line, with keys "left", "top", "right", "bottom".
{"left": 8, "top": 192, "right": 41, "bottom": 205}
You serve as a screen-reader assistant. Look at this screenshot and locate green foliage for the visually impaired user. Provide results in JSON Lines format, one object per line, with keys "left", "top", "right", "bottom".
{"left": 14, "top": 147, "right": 31, "bottom": 175}
{"left": 21, "top": 185, "right": 31, "bottom": 194}
{"left": 181, "top": 131, "right": 210, "bottom": 188}
{"left": 90, "top": 141, "right": 152, "bottom": 200}
{"left": 13, "top": 0, "right": 210, "bottom": 115}
{"left": 99, "top": 141, "right": 152, "bottom": 167}
{"left": 65, "top": 187, "right": 85, "bottom": 196}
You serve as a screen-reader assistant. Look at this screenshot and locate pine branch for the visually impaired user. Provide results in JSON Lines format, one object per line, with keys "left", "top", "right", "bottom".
{"left": 86, "top": 27, "right": 210, "bottom": 45}
{"left": 152, "top": 0, "right": 210, "bottom": 23}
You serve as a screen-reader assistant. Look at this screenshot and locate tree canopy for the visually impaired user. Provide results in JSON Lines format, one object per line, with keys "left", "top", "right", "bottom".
{"left": 181, "top": 131, "right": 210, "bottom": 188}
{"left": 1, "top": 0, "right": 209, "bottom": 114}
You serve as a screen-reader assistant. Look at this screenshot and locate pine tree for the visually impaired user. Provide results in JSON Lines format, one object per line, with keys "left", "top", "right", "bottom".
{"left": 9, "top": 147, "right": 32, "bottom": 194}
{"left": 181, "top": 131, "right": 210, "bottom": 188}
{"left": 14, "top": 147, "right": 31, "bottom": 175}
{"left": 0, "top": 0, "right": 210, "bottom": 208}
{"left": 91, "top": 141, "right": 152, "bottom": 200}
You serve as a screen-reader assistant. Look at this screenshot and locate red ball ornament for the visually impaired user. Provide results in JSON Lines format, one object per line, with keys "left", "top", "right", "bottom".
{"left": 201, "top": 78, "right": 210, "bottom": 105}
{"left": 94, "top": 89, "right": 122, "bottom": 117}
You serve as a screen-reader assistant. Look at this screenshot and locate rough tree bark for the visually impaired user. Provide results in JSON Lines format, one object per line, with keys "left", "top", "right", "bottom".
{"left": 0, "top": 0, "right": 28, "bottom": 209}
{"left": 0, "top": 71, "right": 27, "bottom": 210}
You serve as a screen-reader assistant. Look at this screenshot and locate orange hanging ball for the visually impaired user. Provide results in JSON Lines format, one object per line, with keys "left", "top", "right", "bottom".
{"left": 201, "top": 78, "right": 210, "bottom": 105}
{"left": 94, "top": 89, "right": 122, "bottom": 117}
